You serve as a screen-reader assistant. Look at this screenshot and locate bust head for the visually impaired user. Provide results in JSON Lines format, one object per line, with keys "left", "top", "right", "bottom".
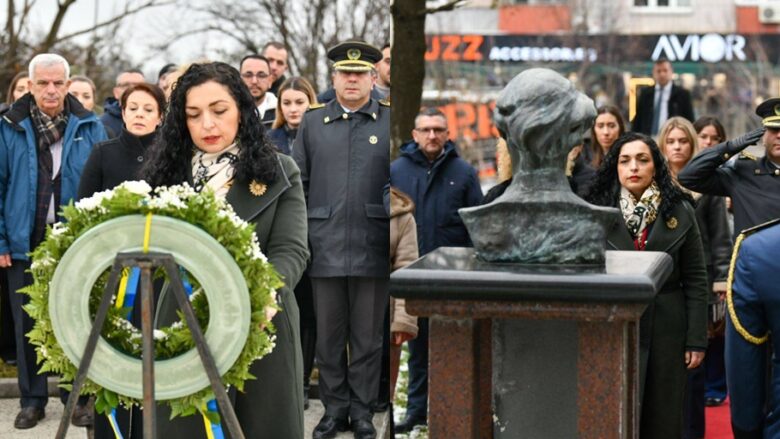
{"left": 494, "top": 68, "right": 596, "bottom": 177}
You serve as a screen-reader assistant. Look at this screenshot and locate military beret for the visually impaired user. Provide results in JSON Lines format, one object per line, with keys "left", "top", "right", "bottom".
{"left": 327, "top": 40, "right": 382, "bottom": 72}
{"left": 755, "top": 97, "right": 780, "bottom": 129}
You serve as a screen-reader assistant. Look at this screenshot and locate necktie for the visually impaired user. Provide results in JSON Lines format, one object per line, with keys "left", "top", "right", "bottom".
{"left": 651, "top": 88, "right": 662, "bottom": 136}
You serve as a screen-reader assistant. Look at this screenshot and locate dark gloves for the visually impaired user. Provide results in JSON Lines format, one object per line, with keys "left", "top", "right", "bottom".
{"left": 724, "top": 127, "right": 766, "bottom": 154}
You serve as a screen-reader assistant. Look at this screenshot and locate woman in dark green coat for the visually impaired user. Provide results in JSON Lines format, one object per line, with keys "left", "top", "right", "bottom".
{"left": 587, "top": 132, "right": 708, "bottom": 439}
{"left": 133, "top": 62, "right": 309, "bottom": 439}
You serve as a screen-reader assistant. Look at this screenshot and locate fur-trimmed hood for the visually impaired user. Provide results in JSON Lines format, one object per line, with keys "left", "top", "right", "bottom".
{"left": 390, "top": 186, "right": 415, "bottom": 218}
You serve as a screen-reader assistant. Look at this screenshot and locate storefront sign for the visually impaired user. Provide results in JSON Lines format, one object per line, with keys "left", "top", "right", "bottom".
{"left": 651, "top": 34, "right": 747, "bottom": 62}
{"left": 426, "top": 33, "right": 778, "bottom": 64}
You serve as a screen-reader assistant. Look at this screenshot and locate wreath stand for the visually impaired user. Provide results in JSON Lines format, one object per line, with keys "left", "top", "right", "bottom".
{"left": 55, "top": 251, "right": 246, "bottom": 439}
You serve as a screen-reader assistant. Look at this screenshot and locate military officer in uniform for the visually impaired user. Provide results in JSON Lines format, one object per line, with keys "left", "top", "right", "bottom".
{"left": 679, "top": 98, "right": 780, "bottom": 236}
{"left": 724, "top": 218, "right": 780, "bottom": 439}
{"left": 292, "top": 40, "right": 389, "bottom": 439}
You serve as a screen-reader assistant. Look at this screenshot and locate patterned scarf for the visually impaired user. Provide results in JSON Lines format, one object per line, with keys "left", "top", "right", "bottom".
{"left": 29, "top": 99, "right": 68, "bottom": 248}
{"left": 29, "top": 99, "right": 68, "bottom": 151}
{"left": 191, "top": 142, "right": 239, "bottom": 197}
{"left": 620, "top": 181, "right": 661, "bottom": 242}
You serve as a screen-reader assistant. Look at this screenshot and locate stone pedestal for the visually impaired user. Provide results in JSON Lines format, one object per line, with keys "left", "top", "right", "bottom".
{"left": 390, "top": 248, "right": 672, "bottom": 439}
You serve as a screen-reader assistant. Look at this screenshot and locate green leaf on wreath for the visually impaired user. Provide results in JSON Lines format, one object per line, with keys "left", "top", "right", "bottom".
{"left": 105, "top": 389, "right": 119, "bottom": 408}
{"left": 203, "top": 409, "right": 221, "bottom": 425}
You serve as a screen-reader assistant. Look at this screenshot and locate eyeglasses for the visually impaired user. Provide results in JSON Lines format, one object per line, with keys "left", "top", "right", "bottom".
{"left": 241, "top": 72, "right": 270, "bottom": 80}
{"left": 414, "top": 127, "right": 447, "bottom": 135}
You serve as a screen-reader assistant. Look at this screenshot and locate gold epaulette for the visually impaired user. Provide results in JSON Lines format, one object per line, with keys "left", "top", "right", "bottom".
{"left": 307, "top": 103, "right": 325, "bottom": 111}
{"left": 739, "top": 151, "right": 757, "bottom": 160}
{"left": 726, "top": 225, "right": 774, "bottom": 345}
{"left": 739, "top": 218, "right": 780, "bottom": 236}
{"left": 379, "top": 99, "right": 390, "bottom": 107}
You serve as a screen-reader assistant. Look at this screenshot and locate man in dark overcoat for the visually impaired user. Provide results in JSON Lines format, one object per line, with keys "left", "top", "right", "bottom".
{"left": 293, "top": 40, "right": 389, "bottom": 439}
{"left": 632, "top": 58, "right": 694, "bottom": 136}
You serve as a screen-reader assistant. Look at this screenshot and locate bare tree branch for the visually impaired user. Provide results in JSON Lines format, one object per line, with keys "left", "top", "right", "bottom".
{"left": 424, "top": 0, "right": 466, "bottom": 15}
{"left": 54, "top": 0, "right": 176, "bottom": 46}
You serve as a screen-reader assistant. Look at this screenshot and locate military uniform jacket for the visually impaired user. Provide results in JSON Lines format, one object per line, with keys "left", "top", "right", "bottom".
{"left": 292, "top": 98, "right": 390, "bottom": 277}
{"left": 726, "top": 219, "right": 780, "bottom": 439}
{"left": 678, "top": 141, "right": 780, "bottom": 236}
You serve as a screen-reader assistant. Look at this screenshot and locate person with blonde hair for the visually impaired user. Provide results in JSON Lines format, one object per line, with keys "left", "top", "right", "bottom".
{"left": 268, "top": 76, "right": 317, "bottom": 155}
{"left": 658, "top": 116, "right": 732, "bottom": 439}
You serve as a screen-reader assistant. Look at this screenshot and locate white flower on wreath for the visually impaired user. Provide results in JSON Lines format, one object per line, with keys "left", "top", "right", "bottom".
{"left": 217, "top": 208, "right": 249, "bottom": 229}
{"left": 119, "top": 180, "right": 153, "bottom": 196}
{"left": 246, "top": 238, "right": 268, "bottom": 262}
{"left": 75, "top": 189, "right": 113, "bottom": 211}
{"left": 155, "top": 183, "right": 197, "bottom": 200}
{"left": 30, "top": 255, "right": 55, "bottom": 270}
{"left": 50, "top": 222, "right": 67, "bottom": 237}
{"left": 148, "top": 191, "right": 187, "bottom": 210}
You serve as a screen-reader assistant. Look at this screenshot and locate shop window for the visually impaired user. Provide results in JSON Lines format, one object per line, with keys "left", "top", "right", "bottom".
{"left": 633, "top": 0, "right": 691, "bottom": 8}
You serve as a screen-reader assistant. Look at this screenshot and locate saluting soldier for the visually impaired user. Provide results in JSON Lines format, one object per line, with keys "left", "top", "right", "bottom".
{"left": 678, "top": 98, "right": 780, "bottom": 236}
{"left": 724, "top": 218, "right": 780, "bottom": 439}
{"left": 292, "top": 40, "right": 389, "bottom": 439}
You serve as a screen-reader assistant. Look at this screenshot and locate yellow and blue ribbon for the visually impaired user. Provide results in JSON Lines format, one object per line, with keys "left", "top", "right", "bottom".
{"left": 201, "top": 399, "right": 225, "bottom": 439}
{"left": 106, "top": 213, "right": 222, "bottom": 438}
{"left": 107, "top": 409, "right": 124, "bottom": 439}
{"left": 106, "top": 213, "right": 155, "bottom": 438}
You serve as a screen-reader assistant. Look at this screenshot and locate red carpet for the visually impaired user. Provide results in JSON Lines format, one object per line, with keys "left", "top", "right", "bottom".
{"left": 706, "top": 397, "right": 733, "bottom": 439}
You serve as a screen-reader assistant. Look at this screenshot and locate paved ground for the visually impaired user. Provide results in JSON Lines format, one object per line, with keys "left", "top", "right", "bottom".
{"left": 305, "top": 399, "right": 390, "bottom": 439}
{"left": 0, "top": 397, "right": 87, "bottom": 438}
{"left": 0, "top": 386, "right": 388, "bottom": 438}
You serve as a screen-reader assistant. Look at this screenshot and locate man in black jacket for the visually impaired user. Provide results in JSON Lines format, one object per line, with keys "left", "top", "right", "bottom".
{"left": 263, "top": 41, "right": 288, "bottom": 96}
{"left": 632, "top": 58, "right": 694, "bottom": 136}
{"left": 239, "top": 54, "right": 276, "bottom": 128}
{"left": 293, "top": 40, "right": 389, "bottom": 439}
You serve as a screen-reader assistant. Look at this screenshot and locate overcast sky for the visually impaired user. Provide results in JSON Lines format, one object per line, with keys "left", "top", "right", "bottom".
{"left": 3, "top": 0, "right": 244, "bottom": 78}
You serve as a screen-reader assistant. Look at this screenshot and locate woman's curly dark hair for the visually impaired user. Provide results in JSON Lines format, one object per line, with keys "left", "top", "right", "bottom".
{"left": 141, "top": 62, "right": 277, "bottom": 187}
{"left": 585, "top": 132, "right": 692, "bottom": 221}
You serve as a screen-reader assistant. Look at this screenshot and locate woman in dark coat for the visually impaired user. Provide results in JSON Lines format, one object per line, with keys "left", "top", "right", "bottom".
{"left": 78, "top": 83, "right": 165, "bottom": 199}
{"left": 586, "top": 132, "right": 708, "bottom": 439}
{"left": 267, "top": 76, "right": 317, "bottom": 155}
{"left": 94, "top": 62, "right": 309, "bottom": 438}
{"left": 76, "top": 83, "right": 165, "bottom": 431}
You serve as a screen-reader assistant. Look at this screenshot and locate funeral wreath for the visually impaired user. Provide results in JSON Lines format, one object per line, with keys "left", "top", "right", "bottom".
{"left": 22, "top": 181, "right": 282, "bottom": 422}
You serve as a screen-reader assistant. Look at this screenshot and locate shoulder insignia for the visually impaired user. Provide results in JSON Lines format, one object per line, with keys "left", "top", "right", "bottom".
{"left": 379, "top": 99, "right": 391, "bottom": 107}
{"left": 738, "top": 217, "right": 780, "bottom": 237}
{"left": 307, "top": 103, "right": 325, "bottom": 111}
{"left": 739, "top": 151, "right": 757, "bottom": 160}
{"left": 726, "top": 223, "right": 774, "bottom": 345}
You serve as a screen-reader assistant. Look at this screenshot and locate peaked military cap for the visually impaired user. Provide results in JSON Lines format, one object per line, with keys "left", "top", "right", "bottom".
{"left": 755, "top": 97, "right": 780, "bottom": 129}
{"left": 327, "top": 40, "right": 382, "bottom": 72}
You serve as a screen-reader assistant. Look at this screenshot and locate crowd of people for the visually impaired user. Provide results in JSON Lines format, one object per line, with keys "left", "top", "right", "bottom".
{"left": 0, "top": 40, "right": 777, "bottom": 439}
{"left": 0, "top": 39, "right": 394, "bottom": 439}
